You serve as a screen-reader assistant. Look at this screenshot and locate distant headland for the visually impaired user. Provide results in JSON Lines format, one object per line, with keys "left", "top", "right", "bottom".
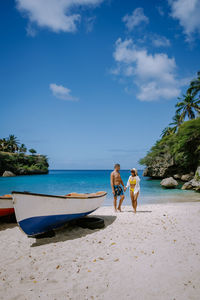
{"left": 0, "top": 135, "right": 49, "bottom": 176}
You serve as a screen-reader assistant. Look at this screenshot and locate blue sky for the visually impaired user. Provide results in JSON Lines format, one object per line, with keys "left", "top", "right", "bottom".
{"left": 1, "top": 0, "right": 200, "bottom": 169}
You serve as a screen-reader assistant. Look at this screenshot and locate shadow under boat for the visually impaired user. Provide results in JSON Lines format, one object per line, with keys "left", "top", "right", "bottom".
{"left": 31, "top": 214, "right": 117, "bottom": 247}
{"left": 0, "top": 214, "right": 17, "bottom": 232}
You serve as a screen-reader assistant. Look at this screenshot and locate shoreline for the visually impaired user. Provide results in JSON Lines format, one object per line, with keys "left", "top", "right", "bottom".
{"left": 0, "top": 202, "right": 200, "bottom": 299}
{"left": 104, "top": 191, "right": 200, "bottom": 206}
{"left": 1, "top": 169, "right": 199, "bottom": 205}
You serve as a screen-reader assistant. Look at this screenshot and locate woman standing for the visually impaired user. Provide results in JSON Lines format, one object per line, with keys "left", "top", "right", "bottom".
{"left": 125, "top": 168, "right": 140, "bottom": 213}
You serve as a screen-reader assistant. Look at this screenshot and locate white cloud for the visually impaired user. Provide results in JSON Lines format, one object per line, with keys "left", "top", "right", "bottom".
{"left": 152, "top": 35, "right": 171, "bottom": 47}
{"left": 50, "top": 83, "right": 78, "bottom": 101}
{"left": 122, "top": 8, "right": 149, "bottom": 31}
{"left": 113, "top": 38, "right": 184, "bottom": 101}
{"left": 169, "top": 0, "right": 200, "bottom": 41}
{"left": 138, "top": 82, "right": 180, "bottom": 101}
{"left": 16, "top": 0, "right": 103, "bottom": 34}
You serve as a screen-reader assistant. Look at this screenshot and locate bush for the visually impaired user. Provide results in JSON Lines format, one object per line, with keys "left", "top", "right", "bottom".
{"left": 140, "top": 118, "right": 200, "bottom": 173}
{"left": 0, "top": 152, "right": 49, "bottom": 176}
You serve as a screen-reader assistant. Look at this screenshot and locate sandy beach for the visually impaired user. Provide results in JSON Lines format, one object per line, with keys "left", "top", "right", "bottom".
{"left": 0, "top": 202, "right": 200, "bottom": 300}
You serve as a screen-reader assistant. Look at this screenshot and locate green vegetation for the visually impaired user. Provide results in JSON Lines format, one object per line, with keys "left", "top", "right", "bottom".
{"left": 0, "top": 135, "right": 20, "bottom": 153}
{"left": 140, "top": 118, "right": 200, "bottom": 172}
{"left": 29, "top": 148, "right": 37, "bottom": 155}
{"left": 140, "top": 71, "right": 200, "bottom": 174}
{"left": 188, "top": 71, "right": 200, "bottom": 99}
{"left": 195, "top": 170, "right": 200, "bottom": 181}
{"left": 0, "top": 136, "right": 48, "bottom": 176}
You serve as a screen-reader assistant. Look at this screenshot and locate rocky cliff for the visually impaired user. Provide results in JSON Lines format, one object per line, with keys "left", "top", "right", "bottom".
{"left": 141, "top": 118, "right": 200, "bottom": 177}
{"left": 140, "top": 118, "right": 200, "bottom": 192}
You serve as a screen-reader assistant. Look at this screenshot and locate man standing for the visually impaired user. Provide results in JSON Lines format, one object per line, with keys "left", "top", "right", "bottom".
{"left": 110, "top": 163, "right": 125, "bottom": 212}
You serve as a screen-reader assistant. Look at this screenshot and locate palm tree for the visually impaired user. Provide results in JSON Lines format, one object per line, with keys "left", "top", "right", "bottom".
{"left": 19, "top": 144, "right": 27, "bottom": 154}
{"left": 0, "top": 138, "right": 9, "bottom": 152}
{"left": 7, "top": 135, "right": 19, "bottom": 153}
{"left": 175, "top": 92, "right": 200, "bottom": 120}
{"left": 169, "top": 113, "right": 183, "bottom": 132}
{"left": 29, "top": 148, "right": 37, "bottom": 155}
{"left": 188, "top": 71, "right": 200, "bottom": 98}
{"left": 161, "top": 126, "right": 176, "bottom": 138}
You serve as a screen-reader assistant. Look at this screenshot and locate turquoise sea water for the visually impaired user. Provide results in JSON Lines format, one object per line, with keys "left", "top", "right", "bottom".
{"left": 0, "top": 170, "right": 199, "bottom": 205}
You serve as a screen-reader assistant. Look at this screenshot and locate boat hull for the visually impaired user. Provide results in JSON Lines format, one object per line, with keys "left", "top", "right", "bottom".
{"left": 0, "top": 208, "right": 14, "bottom": 217}
{"left": 18, "top": 211, "right": 95, "bottom": 236}
{"left": 0, "top": 197, "right": 14, "bottom": 217}
{"left": 12, "top": 192, "right": 106, "bottom": 236}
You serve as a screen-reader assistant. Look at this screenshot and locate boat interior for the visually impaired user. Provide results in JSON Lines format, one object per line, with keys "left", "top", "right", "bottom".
{"left": 0, "top": 195, "right": 12, "bottom": 200}
{"left": 11, "top": 191, "right": 107, "bottom": 199}
{"left": 65, "top": 191, "right": 107, "bottom": 198}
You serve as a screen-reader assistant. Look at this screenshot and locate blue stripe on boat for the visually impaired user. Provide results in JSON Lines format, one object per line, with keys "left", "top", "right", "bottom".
{"left": 19, "top": 210, "right": 96, "bottom": 236}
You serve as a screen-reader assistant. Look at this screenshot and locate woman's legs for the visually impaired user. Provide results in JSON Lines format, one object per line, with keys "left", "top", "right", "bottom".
{"left": 133, "top": 191, "right": 139, "bottom": 213}
{"left": 130, "top": 190, "right": 135, "bottom": 212}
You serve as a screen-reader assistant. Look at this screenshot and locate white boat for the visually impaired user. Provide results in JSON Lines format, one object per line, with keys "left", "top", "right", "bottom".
{"left": 12, "top": 191, "right": 107, "bottom": 236}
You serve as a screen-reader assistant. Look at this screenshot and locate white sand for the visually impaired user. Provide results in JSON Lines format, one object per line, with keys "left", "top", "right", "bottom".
{"left": 0, "top": 202, "right": 200, "bottom": 300}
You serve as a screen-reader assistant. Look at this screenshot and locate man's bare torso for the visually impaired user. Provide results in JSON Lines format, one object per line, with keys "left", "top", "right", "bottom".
{"left": 111, "top": 170, "right": 122, "bottom": 185}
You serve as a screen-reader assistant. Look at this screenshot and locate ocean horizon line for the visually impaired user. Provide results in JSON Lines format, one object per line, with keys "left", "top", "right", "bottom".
{"left": 49, "top": 169, "right": 145, "bottom": 171}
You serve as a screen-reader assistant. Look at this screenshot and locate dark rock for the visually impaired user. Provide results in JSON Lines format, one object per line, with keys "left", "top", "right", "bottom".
{"left": 142, "top": 153, "right": 179, "bottom": 178}
{"left": 173, "top": 174, "right": 182, "bottom": 179}
{"left": 182, "top": 166, "right": 200, "bottom": 192}
{"left": 143, "top": 166, "right": 176, "bottom": 178}
{"left": 142, "top": 168, "right": 149, "bottom": 177}
{"left": 182, "top": 179, "right": 200, "bottom": 191}
{"left": 190, "top": 179, "right": 200, "bottom": 191}
{"left": 182, "top": 181, "right": 193, "bottom": 190}
{"left": 181, "top": 174, "right": 194, "bottom": 182}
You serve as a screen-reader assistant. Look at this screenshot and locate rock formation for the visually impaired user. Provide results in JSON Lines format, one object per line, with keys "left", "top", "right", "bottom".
{"left": 2, "top": 171, "right": 16, "bottom": 177}
{"left": 160, "top": 177, "right": 178, "bottom": 189}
